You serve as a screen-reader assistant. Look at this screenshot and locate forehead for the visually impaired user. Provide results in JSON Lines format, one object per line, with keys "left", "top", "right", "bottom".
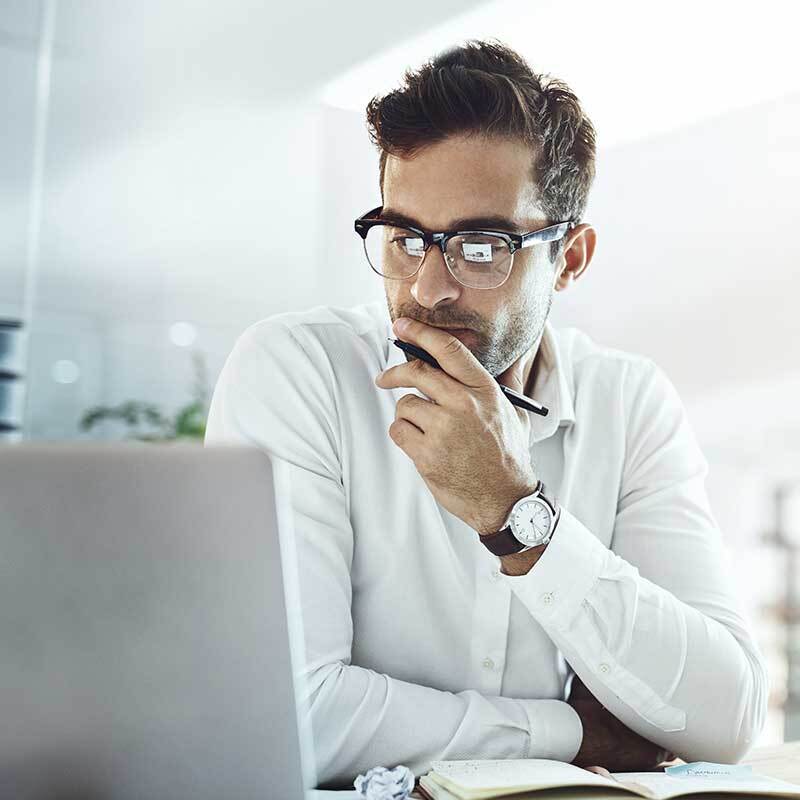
{"left": 382, "top": 134, "right": 541, "bottom": 230}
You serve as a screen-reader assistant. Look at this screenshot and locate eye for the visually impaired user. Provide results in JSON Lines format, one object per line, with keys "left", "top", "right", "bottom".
{"left": 393, "top": 236, "right": 424, "bottom": 257}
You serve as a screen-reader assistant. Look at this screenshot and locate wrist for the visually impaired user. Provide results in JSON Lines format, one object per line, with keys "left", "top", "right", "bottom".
{"left": 475, "top": 479, "right": 540, "bottom": 537}
{"left": 478, "top": 480, "right": 560, "bottom": 563}
{"left": 499, "top": 542, "right": 547, "bottom": 575}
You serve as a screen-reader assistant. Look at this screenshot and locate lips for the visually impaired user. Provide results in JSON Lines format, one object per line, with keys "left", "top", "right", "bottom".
{"left": 441, "top": 327, "right": 475, "bottom": 342}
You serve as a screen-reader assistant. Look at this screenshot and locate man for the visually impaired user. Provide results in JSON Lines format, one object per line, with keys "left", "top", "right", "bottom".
{"left": 205, "top": 40, "right": 768, "bottom": 789}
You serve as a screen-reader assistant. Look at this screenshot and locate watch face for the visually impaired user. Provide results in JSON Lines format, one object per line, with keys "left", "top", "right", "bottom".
{"left": 511, "top": 499, "right": 552, "bottom": 546}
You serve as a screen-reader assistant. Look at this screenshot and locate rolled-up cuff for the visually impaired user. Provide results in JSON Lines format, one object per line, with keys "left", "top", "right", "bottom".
{"left": 500, "top": 508, "right": 607, "bottom": 632}
{"left": 520, "top": 699, "right": 583, "bottom": 762}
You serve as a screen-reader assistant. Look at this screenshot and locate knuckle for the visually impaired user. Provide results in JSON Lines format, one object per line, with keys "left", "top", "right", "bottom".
{"left": 396, "top": 393, "right": 417, "bottom": 413}
{"left": 457, "top": 391, "right": 478, "bottom": 413}
{"left": 388, "top": 419, "right": 404, "bottom": 442}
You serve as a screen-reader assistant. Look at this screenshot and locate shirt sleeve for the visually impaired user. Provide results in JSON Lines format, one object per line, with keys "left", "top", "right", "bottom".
{"left": 204, "top": 321, "right": 583, "bottom": 789}
{"left": 500, "top": 358, "right": 769, "bottom": 764}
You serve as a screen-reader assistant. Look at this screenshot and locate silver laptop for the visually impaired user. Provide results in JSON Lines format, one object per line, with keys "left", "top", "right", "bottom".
{"left": 0, "top": 444, "right": 315, "bottom": 800}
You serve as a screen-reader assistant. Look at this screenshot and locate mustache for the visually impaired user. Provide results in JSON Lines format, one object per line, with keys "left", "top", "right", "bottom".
{"left": 394, "top": 311, "right": 482, "bottom": 331}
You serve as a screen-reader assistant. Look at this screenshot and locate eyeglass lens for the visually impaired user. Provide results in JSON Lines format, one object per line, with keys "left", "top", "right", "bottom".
{"left": 364, "top": 225, "right": 512, "bottom": 289}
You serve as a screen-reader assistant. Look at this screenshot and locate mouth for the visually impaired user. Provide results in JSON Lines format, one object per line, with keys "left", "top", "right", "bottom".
{"left": 439, "top": 327, "right": 476, "bottom": 342}
{"left": 431, "top": 325, "right": 473, "bottom": 333}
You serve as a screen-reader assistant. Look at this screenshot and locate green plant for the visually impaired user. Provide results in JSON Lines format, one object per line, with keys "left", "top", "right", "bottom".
{"left": 80, "top": 351, "right": 209, "bottom": 442}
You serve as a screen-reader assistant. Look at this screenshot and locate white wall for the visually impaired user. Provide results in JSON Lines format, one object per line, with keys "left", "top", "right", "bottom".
{"left": 21, "top": 97, "right": 327, "bottom": 438}
{"left": 1, "top": 0, "right": 486, "bottom": 439}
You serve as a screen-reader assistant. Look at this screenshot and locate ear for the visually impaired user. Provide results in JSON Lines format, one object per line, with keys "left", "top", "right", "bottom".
{"left": 554, "top": 223, "right": 596, "bottom": 292}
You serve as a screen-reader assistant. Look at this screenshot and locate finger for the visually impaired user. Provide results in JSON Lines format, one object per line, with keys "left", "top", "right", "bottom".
{"left": 393, "top": 317, "right": 493, "bottom": 388}
{"left": 388, "top": 417, "right": 424, "bottom": 460}
{"left": 376, "top": 358, "right": 463, "bottom": 406}
{"left": 584, "top": 766, "right": 612, "bottom": 778}
{"left": 395, "top": 392, "right": 440, "bottom": 434}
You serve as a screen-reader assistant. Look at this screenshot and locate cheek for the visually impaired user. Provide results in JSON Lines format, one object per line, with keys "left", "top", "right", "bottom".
{"left": 487, "top": 260, "right": 547, "bottom": 334}
{"left": 515, "top": 250, "right": 554, "bottom": 301}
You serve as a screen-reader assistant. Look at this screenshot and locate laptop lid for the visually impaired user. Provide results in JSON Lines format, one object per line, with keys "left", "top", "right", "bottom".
{"left": 0, "top": 444, "right": 314, "bottom": 800}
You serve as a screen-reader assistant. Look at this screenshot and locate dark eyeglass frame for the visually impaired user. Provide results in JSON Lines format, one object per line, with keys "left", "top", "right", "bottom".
{"left": 354, "top": 205, "right": 577, "bottom": 282}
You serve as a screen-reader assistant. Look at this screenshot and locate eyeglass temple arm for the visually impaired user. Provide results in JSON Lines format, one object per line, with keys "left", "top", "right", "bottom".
{"left": 519, "top": 220, "right": 577, "bottom": 249}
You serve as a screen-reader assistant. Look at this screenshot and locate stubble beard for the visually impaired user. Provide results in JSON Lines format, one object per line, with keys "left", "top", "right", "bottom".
{"left": 385, "top": 288, "right": 553, "bottom": 378}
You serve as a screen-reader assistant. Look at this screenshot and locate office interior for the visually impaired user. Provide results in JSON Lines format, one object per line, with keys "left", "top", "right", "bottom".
{"left": 0, "top": 0, "right": 798, "bottom": 749}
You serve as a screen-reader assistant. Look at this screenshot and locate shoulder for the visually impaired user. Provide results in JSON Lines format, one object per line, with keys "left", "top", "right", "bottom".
{"left": 229, "top": 300, "right": 389, "bottom": 377}
{"left": 206, "top": 301, "right": 389, "bottom": 472}
{"left": 554, "top": 325, "right": 655, "bottom": 374}
{"left": 552, "top": 324, "right": 664, "bottom": 396}
{"left": 550, "top": 325, "right": 683, "bottom": 432}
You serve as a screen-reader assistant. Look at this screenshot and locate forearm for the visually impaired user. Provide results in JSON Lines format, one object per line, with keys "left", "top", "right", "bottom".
{"left": 306, "top": 660, "right": 582, "bottom": 789}
{"left": 500, "top": 508, "right": 768, "bottom": 763}
{"left": 568, "top": 676, "right": 675, "bottom": 771}
{"left": 558, "top": 587, "right": 767, "bottom": 763}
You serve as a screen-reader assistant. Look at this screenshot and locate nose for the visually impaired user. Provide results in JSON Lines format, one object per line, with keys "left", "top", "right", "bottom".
{"left": 410, "top": 244, "right": 463, "bottom": 309}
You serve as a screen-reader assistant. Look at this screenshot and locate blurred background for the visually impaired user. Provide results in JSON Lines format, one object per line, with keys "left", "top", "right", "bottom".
{"left": 1, "top": 0, "right": 798, "bottom": 748}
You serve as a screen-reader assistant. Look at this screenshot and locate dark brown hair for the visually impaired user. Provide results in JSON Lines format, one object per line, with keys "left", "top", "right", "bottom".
{"left": 365, "top": 39, "right": 596, "bottom": 261}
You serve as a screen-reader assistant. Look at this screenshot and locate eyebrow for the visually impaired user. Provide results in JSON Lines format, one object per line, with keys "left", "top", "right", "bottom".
{"left": 380, "top": 207, "right": 522, "bottom": 233}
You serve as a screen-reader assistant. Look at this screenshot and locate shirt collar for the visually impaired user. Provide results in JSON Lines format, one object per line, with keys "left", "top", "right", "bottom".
{"left": 382, "top": 314, "right": 575, "bottom": 443}
{"left": 527, "top": 320, "right": 576, "bottom": 443}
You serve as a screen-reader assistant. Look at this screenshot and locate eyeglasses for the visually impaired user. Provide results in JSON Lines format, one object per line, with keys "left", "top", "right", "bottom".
{"left": 354, "top": 205, "right": 576, "bottom": 290}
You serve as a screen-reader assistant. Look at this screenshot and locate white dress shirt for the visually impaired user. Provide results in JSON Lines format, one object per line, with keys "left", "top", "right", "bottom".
{"left": 205, "top": 300, "right": 768, "bottom": 788}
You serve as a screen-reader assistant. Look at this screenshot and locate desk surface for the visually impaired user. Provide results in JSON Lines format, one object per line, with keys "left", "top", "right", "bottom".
{"left": 311, "top": 740, "right": 800, "bottom": 798}
{"left": 741, "top": 739, "right": 800, "bottom": 783}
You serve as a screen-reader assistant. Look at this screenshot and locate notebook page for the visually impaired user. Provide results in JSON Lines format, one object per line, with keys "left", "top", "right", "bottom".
{"left": 419, "top": 776, "right": 636, "bottom": 800}
{"left": 610, "top": 771, "right": 800, "bottom": 800}
{"left": 428, "top": 759, "right": 629, "bottom": 800}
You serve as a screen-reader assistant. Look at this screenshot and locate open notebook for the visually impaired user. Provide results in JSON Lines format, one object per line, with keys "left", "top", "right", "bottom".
{"left": 419, "top": 759, "right": 800, "bottom": 800}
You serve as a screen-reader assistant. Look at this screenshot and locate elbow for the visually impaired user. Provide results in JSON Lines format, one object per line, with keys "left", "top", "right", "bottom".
{"left": 728, "top": 648, "right": 770, "bottom": 763}
{"left": 682, "top": 652, "right": 770, "bottom": 764}
{"left": 302, "top": 662, "right": 347, "bottom": 789}
{"left": 686, "top": 724, "right": 761, "bottom": 765}
{"left": 302, "top": 661, "right": 375, "bottom": 790}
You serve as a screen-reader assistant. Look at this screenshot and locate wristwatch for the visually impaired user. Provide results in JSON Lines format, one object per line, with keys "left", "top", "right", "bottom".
{"left": 479, "top": 481, "right": 561, "bottom": 556}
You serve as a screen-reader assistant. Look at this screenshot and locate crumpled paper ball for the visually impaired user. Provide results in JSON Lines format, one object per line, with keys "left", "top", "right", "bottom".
{"left": 354, "top": 765, "right": 414, "bottom": 800}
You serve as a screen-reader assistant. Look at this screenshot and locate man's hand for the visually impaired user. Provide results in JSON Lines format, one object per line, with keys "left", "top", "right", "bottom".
{"left": 569, "top": 676, "right": 676, "bottom": 772}
{"left": 375, "top": 317, "right": 537, "bottom": 535}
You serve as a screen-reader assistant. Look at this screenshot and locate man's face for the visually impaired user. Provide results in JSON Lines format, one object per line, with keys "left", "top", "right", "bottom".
{"left": 382, "top": 134, "right": 559, "bottom": 378}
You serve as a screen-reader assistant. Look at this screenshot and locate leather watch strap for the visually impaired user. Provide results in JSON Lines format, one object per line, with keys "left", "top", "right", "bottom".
{"left": 479, "top": 526, "right": 528, "bottom": 556}
{"left": 478, "top": 481, "right": 559, "bottom": 557}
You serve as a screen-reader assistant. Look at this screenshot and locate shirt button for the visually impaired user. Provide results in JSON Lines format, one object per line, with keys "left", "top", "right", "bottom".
{"left": 482, "top": 657, "right": 495, "bottom": 670}
{"left": 490, "top": 569, "right": 502, "bottom": 581}
{"left": 599, "top": 662, "right": 610, "bottom": 674}
{"left": 541, "top": 592, "right": 554, "bottom": 605}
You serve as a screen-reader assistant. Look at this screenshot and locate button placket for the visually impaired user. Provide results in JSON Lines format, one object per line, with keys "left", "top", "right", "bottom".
{"left": 470, "top": 552, "right": 511, "bottom": 693}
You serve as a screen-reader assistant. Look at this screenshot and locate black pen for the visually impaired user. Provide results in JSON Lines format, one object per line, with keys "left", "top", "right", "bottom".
{"left": 388, "top": 338, "right": 549, "bottom": 417}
